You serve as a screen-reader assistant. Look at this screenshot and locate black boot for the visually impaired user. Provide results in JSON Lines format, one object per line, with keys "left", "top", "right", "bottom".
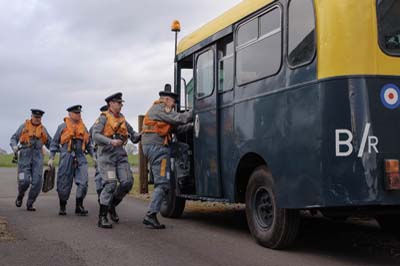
{"left": 59, "top": 199, "right": 67, "bottom": 216}
{"left": 26, "top": 202, "right": 36, "bottom": 211}
{"left": 108, "top": 198, "right": 121, "bottom": 223}
{"left": 15, "top": 193, "right": 24, "bottom": 208}
{"left": 143, "top": 213, "right": 166, "bottom": 229}
{"left": 98, "top": 205, "right": 112, "bottom": 229}
{"left": 26, "top": 199, "right": 36, "bottom": 212}
{"left": 75, "top": 198, "right": 88, "bottom": 216}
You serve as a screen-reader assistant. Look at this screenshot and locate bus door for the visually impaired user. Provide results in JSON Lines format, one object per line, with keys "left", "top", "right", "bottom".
{"left": 193, "top": 45, "right": 222, "bottom": 197}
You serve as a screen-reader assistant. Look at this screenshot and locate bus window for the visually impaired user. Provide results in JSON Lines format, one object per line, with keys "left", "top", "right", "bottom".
{"left": 236, "top": 7, "right": 282, "bottom": 86}
{"left": 186, "top": 78, "right": 194, "bottom": 108}
{"left": 260, "top": 8, "right": 280, "bottom": 37}
{"left": 218, "top": 37, "right": 234, "bottom": 92}
{"left": 288, "top": 0, "right": 316, "bottom": 67}
{"left": 180, "top": 68, "right": 194, "bottom": 110}
{"left": 237, "top": 19, "right": 258, "bottom": 47}
{"left": 196, "top": 49, "right": 215, "bottom": 98}
{"left": 377, "top": 0, "right": 400, "bottom": 56}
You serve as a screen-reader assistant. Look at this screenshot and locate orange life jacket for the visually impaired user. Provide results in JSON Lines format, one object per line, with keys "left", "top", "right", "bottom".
{"left": 101, "top": 111, "right": 128, "bottom": 138}
{"left": 19, "top": 120, "right": 47, "bottom": 146}
{"left": 60, "top": 117, "right": 90, "bottom": 152}
{"left": 142, "top": 100, "right": 173, "bottom": 145}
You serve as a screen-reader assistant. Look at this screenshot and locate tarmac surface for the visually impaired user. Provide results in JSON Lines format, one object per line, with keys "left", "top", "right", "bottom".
{"left": 1, "top": 167, "right": 400, "bottom": 266}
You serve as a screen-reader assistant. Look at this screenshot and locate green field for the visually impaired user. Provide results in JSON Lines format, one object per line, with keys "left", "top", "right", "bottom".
{"left": 0, "top": 153, "right": 150, "bottom": 195}
{"left": 0, "top": 154, "right": 138, "bottom": 168}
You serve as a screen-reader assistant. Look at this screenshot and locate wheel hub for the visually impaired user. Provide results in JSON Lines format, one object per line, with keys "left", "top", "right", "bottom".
{"left": 253, "top": 187, "right": 273, "bottom": 229}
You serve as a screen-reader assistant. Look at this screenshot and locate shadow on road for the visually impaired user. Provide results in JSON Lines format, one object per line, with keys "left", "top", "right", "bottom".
{"left": 296, "top": 217, "right": 400, "bottom": 262}
{"left": 181, "top": 206, "right": 400, "bottom": 263}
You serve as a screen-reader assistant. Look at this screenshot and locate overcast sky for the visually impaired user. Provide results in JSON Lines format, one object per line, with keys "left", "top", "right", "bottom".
{"left": 0, "top": 0, "right": 241, "bottom": 152}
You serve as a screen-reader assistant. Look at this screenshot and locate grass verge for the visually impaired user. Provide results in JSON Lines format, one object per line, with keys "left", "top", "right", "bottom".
{"left": 0, "top": 154, "right": 138, "bottom": 168}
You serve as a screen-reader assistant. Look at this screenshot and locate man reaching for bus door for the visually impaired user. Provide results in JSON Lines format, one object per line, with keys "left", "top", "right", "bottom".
{"left": 142, "top": 84, "right": 193, "bottom": 229}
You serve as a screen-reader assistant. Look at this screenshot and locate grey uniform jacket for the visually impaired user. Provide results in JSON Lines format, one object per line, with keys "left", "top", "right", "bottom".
{"left": 10, "top": 122, "right": 52, "bottom": 151}
{"left": 10, "top": 123, "right": 51, "bottom": 149}
{"left": 141, "top": 101, "right": 193, "bottom": 146}
{"left": 49, "top": 123, "right": 94, "bottom": 158}
{"left": 10, "top": 122, "right": 52, "bottom": 175}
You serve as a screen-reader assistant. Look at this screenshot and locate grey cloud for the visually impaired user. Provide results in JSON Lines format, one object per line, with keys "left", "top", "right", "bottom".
{"left": 0, "top": 0, "right": 241, "bottom": 151}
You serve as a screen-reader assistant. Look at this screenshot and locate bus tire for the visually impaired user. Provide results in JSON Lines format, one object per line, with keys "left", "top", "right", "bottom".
{"left": 245, "top": 166, "right": 300, "bottom": 249}
{"left": 160, "top": 171, "right": 186, "bottom": 218}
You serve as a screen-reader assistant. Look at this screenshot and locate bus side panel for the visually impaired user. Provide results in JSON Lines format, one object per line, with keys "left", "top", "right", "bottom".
{"left": 278, "top": 83, "right": 325, "bottom": 207}
{"left": 320, "top": 77, "right": 400, "bottom": 207}
{"left": 218, "top": 90, "right": 236, "bottom": 199}
{"left": 233, "top": 78, "right": 326, "bottom": 208}
{"left": 232, "top": 77, "right": 400, "bottom": 209}
{"left": 320, "top": 78, "right": 367, "bottom": 206}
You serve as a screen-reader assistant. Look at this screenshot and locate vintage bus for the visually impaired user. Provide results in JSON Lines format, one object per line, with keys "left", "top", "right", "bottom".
{"left": 160, "top": 0, "right": 400, "bottom": 249}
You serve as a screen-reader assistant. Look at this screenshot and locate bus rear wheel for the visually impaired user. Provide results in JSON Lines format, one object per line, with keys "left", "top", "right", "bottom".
{"left": 160, "top": 170, "right": 186, "bottom": 218}
{"left": 245, "top": 166, "right": 300, "bottom": 249}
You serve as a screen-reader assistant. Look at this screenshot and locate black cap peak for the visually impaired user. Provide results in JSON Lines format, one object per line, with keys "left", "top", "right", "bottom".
{"left": 66, "top": 105, "right": 82, "bottom": 113}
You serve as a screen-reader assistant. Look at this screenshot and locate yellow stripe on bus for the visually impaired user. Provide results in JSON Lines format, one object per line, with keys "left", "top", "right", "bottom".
{"left": 316, "top": 0, "right": 400, "bottom": 79}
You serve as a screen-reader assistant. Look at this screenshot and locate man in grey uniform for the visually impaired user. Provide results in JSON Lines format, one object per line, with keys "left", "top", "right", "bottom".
{"left": 48, "top": 105, "right": 94, "bottom": 216}
{"left": 90, "top": 105, "right": 109, "bottom": 201}
{"left": 10, "top": 109, "right": 52, "bottom": 211}
{"left": 142, "top": 85, "right": 193, "bottom": 229}
{"left": 92, "top": 92, "right": 141, "bottom": 228}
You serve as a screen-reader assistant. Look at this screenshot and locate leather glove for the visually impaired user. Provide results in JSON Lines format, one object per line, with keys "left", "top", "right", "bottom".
{"left": 132, "top": 133, "right": 141, "bottom": 144}
{"left": 48, "top": 158, "right": 54, "bottom": 168}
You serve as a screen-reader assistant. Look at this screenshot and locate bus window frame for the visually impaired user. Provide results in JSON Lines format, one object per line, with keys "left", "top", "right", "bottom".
{"left": 235, "top": 4, "right": 283, "bottom": 87}
{"left": 376, "top": 0, "right": 400, "bottom": 57}
{"left": 195, "top": 47, "right": 216, "bottom": 100}
{"left": 218, "top": 36, "right": 235, "bottom": 94}
{"left": 218, "top": 53, "right": 235, "bottom": 94}
{"left": 286, "top": 0, "right": 317, "bottom": 69}
{"left": 236, "top": 18, "right": 258, "bottom": 48}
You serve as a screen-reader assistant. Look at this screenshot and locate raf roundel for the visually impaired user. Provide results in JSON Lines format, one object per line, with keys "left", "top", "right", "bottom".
{"left": 380, "top": 84, "right": 400, "bottom": 109}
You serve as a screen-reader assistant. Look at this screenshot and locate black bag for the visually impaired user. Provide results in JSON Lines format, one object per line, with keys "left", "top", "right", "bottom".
{"left": 42, "top": 167, "right": 55, "bottom": 193}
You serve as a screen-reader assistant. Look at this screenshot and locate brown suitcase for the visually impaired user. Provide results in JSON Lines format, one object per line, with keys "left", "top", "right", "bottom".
{"left": 42, "top": 167, "right": 55, "bottom": 193}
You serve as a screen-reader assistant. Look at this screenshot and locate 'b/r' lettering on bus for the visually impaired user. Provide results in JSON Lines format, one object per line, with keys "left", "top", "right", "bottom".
{"left": 335, "top": 123, "right": 379, "bottom": 157}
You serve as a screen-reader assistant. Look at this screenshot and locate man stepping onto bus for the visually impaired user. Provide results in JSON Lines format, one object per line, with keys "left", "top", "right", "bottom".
{"left": 92, "top": 92, "right": 141, "bottom": 229}
{"left": 142, "top": 84, "right": 193, "bottom": 229}
{"left": 10, "top": 109, "right": 52, "bottom": 211}
{"left": 48, "top": 105, "right": 94, "bottom": 216}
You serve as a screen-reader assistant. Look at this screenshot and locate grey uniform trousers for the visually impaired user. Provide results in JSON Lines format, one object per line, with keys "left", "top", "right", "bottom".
{"left": 97, "top": 145, "right": 133, "bottom": 206}
{"left": 17, "top": 148, "right": 43, "bottom": 206}
{"left": 94, "top": 163, "right": 102, "bottom": 192}
{"left": 57, "top": 151, "right": 88, "bottom": 201}
{"left": 143, "top": 144, "right": 170, "bottom": 214}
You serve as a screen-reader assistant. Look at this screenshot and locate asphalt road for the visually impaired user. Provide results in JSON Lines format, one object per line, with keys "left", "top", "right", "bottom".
{"left": 1, "top": 167, "right": 400, "bottom": 266}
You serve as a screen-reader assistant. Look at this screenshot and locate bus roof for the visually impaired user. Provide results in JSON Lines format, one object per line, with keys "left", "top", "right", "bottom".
{"left": 177, "top": 0, "right": 274, "bottom": 55}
